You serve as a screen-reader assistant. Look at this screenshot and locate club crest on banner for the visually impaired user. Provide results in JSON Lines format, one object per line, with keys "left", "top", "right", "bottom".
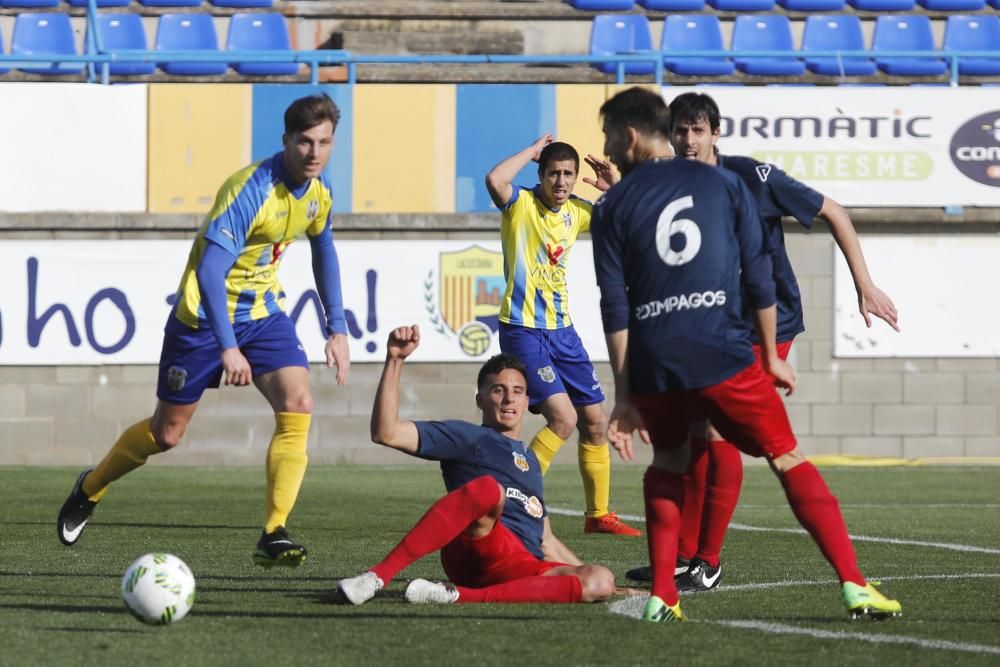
{"left": 425, "top": 246, "right": 504, "bottom": 357}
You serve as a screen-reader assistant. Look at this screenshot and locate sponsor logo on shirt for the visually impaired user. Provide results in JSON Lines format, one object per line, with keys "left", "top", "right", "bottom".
{"left": 755, "top": 164, "right": 772, "bottom": 182}
{"left": 635, "top": 291, "right": 727, "bottom": 321}
{"left": 512, "top": 451, "right": 529, "bottom": 472}
{"left": 506, "top": 487, "right": 544, "bottom": 518}
{"left": 537, "top": 365, "right": 556, "bottom": 383}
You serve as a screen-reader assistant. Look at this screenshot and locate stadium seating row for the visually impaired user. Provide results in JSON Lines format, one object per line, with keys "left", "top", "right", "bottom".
{"left": 591, "top": 13, "right": 1000, "bottom": 76}
{"left": 1, "top": 0, "right": 271, "bottom": 8}
{"left": 0, "top": 11, "right": 295, "bottom": 75}
{"left": 569, "top": 0, "right": 1000, "bottom": 11}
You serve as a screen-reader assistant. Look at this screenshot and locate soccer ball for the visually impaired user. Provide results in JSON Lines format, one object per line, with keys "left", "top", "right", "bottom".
{"left": 120, "top": 553, "right": 196, "bottom": 626}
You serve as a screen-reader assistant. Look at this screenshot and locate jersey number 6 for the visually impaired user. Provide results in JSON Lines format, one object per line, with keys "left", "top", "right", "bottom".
{"left": 655, "top": 195, "right": 701, "bottom": 267}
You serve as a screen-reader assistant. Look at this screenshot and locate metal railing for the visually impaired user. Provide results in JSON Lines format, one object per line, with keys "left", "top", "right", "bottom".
{"left": 0, "top": 0, "right": 995, "bottom": 86}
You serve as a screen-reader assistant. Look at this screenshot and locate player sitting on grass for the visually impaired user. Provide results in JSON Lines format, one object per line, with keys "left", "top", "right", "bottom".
{"left": 336, "top": 324, "right": 616, "bottom": 605}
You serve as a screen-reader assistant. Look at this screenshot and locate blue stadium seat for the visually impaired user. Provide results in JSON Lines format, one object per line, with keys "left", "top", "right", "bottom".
{"left": 918, "top": 0, "right": 985, "bottom": 8}
{"left": 0, "top": 0, "right": 58, "bottom": 7}
{"left": 731, "top": 15, "right": 806, "bottom": 76}
{"left": 92, "top": 13, "right": 156, "bottom": 75}
{"left": 227, "top": 13, "right": 297, "bottom": 75}
{"left": 67, "top": 0, "right": 131, "bottom": 6}
{"left": 589, "top": 14, "right": 655, "bottom": 75}
{"left": 847, "top": 0, "right": 915, "bottom": 9}
{"left": 802, "top": 15, "right": 876, "bottom": 76}
{"left": 212, "top": 0, "right": 274, "bottom": 7}
{"left": 11, "top": 13, "right": 84, "bottom": 75}
{"left": 139, "top": 0, "right": 202, "bottom": 7}
{"left": 155, "top": 13, "right": 228, "bottom": 75}
{"left": 943, "top": 15, "right": 1000, "bottom": 76}
{"left": 778, "top": 0, "right": 845, "bottom": 9}
{"left": 873, "top": 16, "right": 947, "bottom": 76}
{"left": 567, "top": 0, "right": 636, "bottom": 8}
{"left": 707, "top": 0, "right": 775, "bottom": 10}
{"left": 638, "top": 0, "right": 706, "bottom": 9}
{"left": 661, "top": 15, "right": 734, "bottom": 76}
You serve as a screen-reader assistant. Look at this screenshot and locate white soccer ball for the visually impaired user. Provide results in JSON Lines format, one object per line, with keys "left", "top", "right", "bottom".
{"left": 120, "top": 553, "right": 196, "bottom": 626}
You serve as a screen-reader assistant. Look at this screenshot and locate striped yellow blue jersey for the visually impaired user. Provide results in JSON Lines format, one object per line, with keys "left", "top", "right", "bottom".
{"left": 499, "top": 185, "right": 591, "bottom": 329}
{"left": 174, "top": 152, "right": 332, "bottom": 329}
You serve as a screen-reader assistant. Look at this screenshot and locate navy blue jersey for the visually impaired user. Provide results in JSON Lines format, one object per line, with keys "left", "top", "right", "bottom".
{"left": 414, "top": 420, "right": 546, "bottom": 559}
{"left": 592, "top": 158, "right": 775, "bottom": 393}
{"left": 718, "top": 155, "right": 824, "bottom": 343}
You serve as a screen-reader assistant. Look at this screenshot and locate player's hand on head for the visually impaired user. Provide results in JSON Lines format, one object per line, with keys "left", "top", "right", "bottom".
{"left": 326, "top": 333, "right": 351, "bottom": 384}
{"left": 221, "top": 347, "right": 252, "bottom": 387}
{"left": 582, "top": 154, "right": 618, "bottom": 192}
{"left": 530, "top": 134, "right": 554, "bottom": 161}
{"left": 386, "top": 324, "right": 421, "bottom": 360}
{"left": 859, "top": 285, "right": 900, "bottom": 332}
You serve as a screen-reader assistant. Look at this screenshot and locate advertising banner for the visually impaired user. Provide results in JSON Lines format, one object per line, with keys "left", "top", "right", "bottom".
{"left": 0, "top": 240, "right": 608, "bottom": 365}
{"left": 670, "top": 87, "right": 1000, "bottom": 207}
{"left": 835, "top": 235, "right": 1000, "bottom": 357}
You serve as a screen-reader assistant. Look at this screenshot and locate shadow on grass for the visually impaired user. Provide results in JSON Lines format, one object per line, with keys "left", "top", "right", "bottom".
{"left": 44, "top": 626, "right": 144, "bottom": 634}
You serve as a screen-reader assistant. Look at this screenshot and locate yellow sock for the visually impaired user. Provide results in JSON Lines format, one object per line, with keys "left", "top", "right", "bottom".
{"left": 82, "top": 418, "right": 162, "bottom": 502}
{"left": 579, "top": 442, "right": 611, "bottom": 519}
{"left": 529, "top": 426, "right": 566, "bottom": 476}
{"left": 264, "top": 412, "right": 311, "bottom": 533}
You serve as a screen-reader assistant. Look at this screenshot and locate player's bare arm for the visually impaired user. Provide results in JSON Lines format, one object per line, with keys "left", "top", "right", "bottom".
{"left": 370, "top": 325, "right": 421, "bottom": 453}
{"left": 484, "top": 134, "right": 553, "bottom": 209}
{"left": 751, "top": 305, "right": 796, "bottom": 396}
{"left": 582, "top": 154, "right": 619, "bottom": 192}
{"left": 325, "top": 333, "right": 351, "bottom": 385}
{"left": 540, "top": 517, "right": 583, "bottom": 566}
{"left": 819, "top": 197, "right": 900, "bottom": 332}
{"left": 604, "top": 329, "right": 648, "bottom": 459}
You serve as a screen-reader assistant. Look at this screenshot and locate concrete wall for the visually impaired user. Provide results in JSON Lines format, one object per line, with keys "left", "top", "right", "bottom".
{"left": 3, "top": 228, "right": 999, "bottom": 466}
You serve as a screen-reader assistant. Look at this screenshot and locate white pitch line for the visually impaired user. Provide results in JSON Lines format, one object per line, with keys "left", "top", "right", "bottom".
{"left": 678, "top": 572, "right": 1000, "bottom": 594}
{"left": 547, "top": 507, "right": 1000, "bottom": 555}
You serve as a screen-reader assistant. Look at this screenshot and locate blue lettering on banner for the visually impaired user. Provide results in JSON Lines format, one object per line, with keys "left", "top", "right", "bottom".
{"left": 290, "top": 269, "right": 379, "bottom": 353}
{"left": 25, "top": 257, "right": 136, "bottom": 354}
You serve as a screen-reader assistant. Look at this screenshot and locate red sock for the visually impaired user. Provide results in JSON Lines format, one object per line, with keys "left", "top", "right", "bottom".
{"left": 695, "top": 440, "right": 743, "bottom": 567}
{"left": 780, "top": 462, "right": 865, "bottom": 586}
{"left": 456, "top": 575, "right": 582, "bottom": 603}
{"left": 677, "top": 437, "right": 708, "bottom": 561}
{"left": 370, "top": 475, "right": 501, "bottom": 585}
{"left": 644, "top": 466, "right": 685, "bottom": 605}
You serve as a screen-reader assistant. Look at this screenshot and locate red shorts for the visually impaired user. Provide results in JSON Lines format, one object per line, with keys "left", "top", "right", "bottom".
{"left": 752, "top": 339, "right": 794, "bottom": 364}
{"left": 634, "top": 355, "right": 797, "bottom": 461}
{"left": 440, "top": 520, "right": 566, "bottom": 588}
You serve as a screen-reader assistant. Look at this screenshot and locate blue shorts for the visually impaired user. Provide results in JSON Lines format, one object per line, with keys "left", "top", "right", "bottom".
{"left": 156, "top": 312, "right": 309, "bottom": 405}
{"left": 498, "top": 322, "right": 604, "bottom": 410}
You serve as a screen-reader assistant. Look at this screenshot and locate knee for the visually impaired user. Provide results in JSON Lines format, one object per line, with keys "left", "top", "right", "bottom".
{"left": 579, "top": 413, "right": 608, "bottom": 445}
{"left": 280, "top": 391, "right": 315, "bottom": 415}
{"left": 577, "top": 565, "right": 616, "bottom": 603}
{"left": 770, "top": 447, "right": 807, "bottom": 475}
{"left": 150, "top": 422, "right": 184, "bottom": 450}
{"left": 548, "top": 411, "right": 578, "bottom": 440}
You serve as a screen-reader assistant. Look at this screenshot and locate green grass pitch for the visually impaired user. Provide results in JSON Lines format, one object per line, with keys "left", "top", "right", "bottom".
{"left": 3, "top": 465, "right": 999, "bottom": 666}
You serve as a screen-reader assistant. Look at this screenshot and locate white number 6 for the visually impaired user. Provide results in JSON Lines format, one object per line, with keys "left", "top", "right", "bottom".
{"left": 655, "top": 195, "right": 700, "bottom": 267}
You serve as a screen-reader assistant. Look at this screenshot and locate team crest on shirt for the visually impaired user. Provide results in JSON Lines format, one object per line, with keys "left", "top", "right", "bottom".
{"left": 306, "top": 199, "right": 320, "bottom": 221}
{"left": 425, "top": 245, "right": 504, "bottom": 357}
{"left": 561, "top": 211, "right": 573, "bottom": 228}
{"left": 506, "top": 487, "right": 544, "bottom": 518}
{"left": 166, "top": 366, "right": 187, "bottom": 393}
{"left": 755, "top": 164, "right": 772, "bottom": 182}
{"left": 537, "top": 365, "right": 556, "bottom": 384}
{"left": 512, "top": 451, "right": 530, "bottom": 472}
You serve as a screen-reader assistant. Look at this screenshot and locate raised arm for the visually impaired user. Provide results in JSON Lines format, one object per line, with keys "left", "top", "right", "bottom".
{"left": 484, "top": 134, "right": 552, "bottom": 209}
{"left": 370, "top": 325, "right": 422, "bottom": 454}
{"left": 819, "top": 197, "right": 900, "bottom": 332}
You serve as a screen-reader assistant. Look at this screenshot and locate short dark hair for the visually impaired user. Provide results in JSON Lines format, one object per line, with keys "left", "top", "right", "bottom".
{"left": 284, "top": 94, "right": 341, "bottom": 135}
{"left": 599, "top": 87, "right": 671, "bottom": 139}
{"left": 537, "top": 141, "right": 579, "bottom": 177}
{"left": 476, "top": 354, "right": 528, "bottom": 391}
{"left": 668, "top": 92, "right": 721, "bottom": 133}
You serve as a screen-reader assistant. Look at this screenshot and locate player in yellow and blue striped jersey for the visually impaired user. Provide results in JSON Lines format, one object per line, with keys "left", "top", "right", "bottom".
{"left": 58, "top": 94, "right": 351, "bottom": 568}
{"left": 485, "top": 135, "right": 639, "bottom": 537}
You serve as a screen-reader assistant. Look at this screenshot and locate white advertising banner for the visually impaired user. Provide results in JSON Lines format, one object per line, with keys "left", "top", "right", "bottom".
{"left": 0, "top": 84, "right": 148, "bottom": 212}
{"left": 0, "top": 240, "right": 609, "bottom": 365}
{"left": 835, "top": 235, "right": 999, "bottom": 357}
{"left": 668, "top": 87, "right": 1000, "bottom": 207}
